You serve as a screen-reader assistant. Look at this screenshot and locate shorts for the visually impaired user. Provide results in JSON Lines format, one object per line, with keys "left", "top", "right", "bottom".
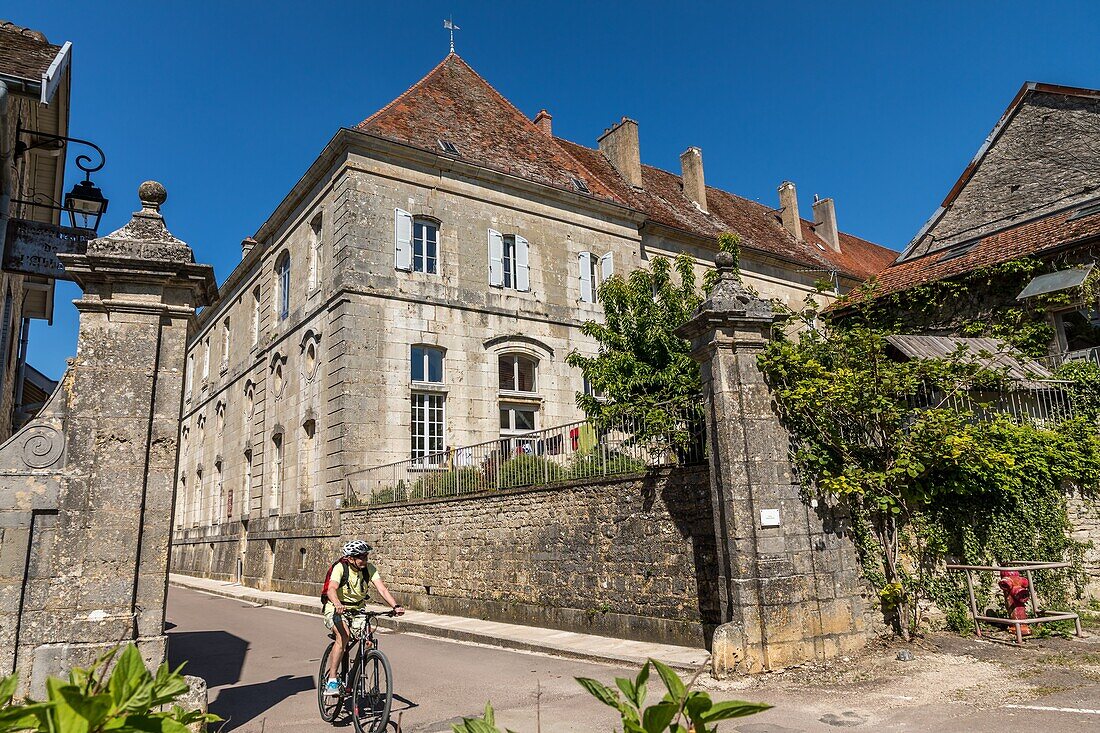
{"left": 323, "top": 607, "right": 365, "bottom": 633}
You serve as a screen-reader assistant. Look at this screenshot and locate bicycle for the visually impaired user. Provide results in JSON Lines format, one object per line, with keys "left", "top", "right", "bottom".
{"left": 317, "top": 608, "right": 398, "bottom": 733}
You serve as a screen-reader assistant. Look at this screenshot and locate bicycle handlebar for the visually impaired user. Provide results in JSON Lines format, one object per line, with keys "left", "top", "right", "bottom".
{"left": 334, "top": 608, "right": 399, "bottom": 620}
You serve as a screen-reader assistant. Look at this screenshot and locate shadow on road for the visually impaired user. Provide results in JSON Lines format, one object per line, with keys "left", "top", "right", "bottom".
{"left": 167, "top": 630, "right": 249, "bottom": 687}
{"left": 212, "top": 675, "right": 315, "bottom": 731}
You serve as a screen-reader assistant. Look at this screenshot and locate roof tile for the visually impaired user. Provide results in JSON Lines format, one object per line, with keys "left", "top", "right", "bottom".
{"left": 0, "top": 21, "right": 61, "bottom": 83}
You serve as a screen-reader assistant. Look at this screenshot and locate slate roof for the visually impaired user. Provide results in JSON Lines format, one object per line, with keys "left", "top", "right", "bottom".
{"left": 842, "top": 203, "right": 1100, "bottom": 307}
{"left": 356, "top": 53, "right": 897, "bottom": 281}
{"left": 0, "top": 21, "right": 62, "bottom": 82}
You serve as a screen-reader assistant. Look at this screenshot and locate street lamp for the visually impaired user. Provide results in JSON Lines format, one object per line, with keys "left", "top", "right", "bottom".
{"left": 63, "top": 177, "right": 108, "bottom": 232}
{"left": 13, "top": 121, "right": 108, "bottom": 233}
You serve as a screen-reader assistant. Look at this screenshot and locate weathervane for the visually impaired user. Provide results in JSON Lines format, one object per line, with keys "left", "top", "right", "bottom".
{"left": 444, "top": 17, "right": 460, "bottom": 53}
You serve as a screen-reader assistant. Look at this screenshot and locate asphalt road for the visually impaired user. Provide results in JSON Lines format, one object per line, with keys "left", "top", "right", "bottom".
{"left": 167, "top": 586, "right": 1100, "bottom": 732}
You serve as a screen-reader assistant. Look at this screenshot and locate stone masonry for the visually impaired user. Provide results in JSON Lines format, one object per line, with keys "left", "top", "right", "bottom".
{"left": 677, "top": 253, "right": 866, "bottom": 675}
{"left": 0, "top": 182, "right": 215, "bottom": 694}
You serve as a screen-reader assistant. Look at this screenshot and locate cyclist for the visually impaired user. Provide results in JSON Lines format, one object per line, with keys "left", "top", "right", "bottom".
{"left": 322, "top": 539, "right": 404, "bottom": 696}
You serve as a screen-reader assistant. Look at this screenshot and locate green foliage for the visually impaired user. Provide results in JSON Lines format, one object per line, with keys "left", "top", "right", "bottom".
{"left": 569, "top": 448, "right": 647, "bottom": 480}
{"left": 568, "top": 233, "right": 742, "bottom": 444}
{"left": 758, "top": 318, "right": 1100, "bottom": 635}
{"left": 496, "top": 454, "right": 566, "bottom": 489}
{"left": 411, "top": 467, "right": 485, "bottom": 498}
{"left": 837, "top": 257, "right": 1058, "bottom": 357}
{"left": 0, "top": 644, "right": 219, "bottom": 733}
{"left": 453, "top": 659, "right": 770, "bottom": 733}
{"left": 1055, "top": 360, "right": 1100, "bottom": 421}
{"left": 577, "top": 659, "right": 770, "bottom": 733}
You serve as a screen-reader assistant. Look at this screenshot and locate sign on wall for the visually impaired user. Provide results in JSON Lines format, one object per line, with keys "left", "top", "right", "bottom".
{"left": 3, "top": 218, "right": 94, "bottom": 281}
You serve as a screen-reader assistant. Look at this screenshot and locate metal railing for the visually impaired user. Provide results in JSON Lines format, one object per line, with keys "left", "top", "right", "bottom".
{"left": 905, "top": 381, "right": 1075, "bottom": 426}
{"left": 344, "top": 409, "right": 707, "bottom": 507}
{"left": 1036, "top": 345, "right": 1100, "bottom": 372}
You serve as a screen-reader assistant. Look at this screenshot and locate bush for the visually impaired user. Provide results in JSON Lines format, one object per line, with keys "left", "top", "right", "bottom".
{"left": 411, "top": 467, "right": 485, "bottom": 499}
{"left": 497, "top": 454, "right": 566, "bottom": 489}
{"left": 569, "top": 448, "right": 647, "bottom": 480}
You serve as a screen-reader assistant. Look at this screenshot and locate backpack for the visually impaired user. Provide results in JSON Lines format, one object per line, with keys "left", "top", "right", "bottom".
{"left": 319, "top": 558, "right": 352, "bottom": 611}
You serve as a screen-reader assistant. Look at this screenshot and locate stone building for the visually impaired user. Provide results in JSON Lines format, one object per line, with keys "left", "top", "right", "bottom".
{"left": 0, "top": 21, "right": 72, "bottom": 441}
{"left": 837, "top": 82, "right": 1100, "bottom": 358}
{"left": 171, "top": 54, "right": 894, "bottom": 590}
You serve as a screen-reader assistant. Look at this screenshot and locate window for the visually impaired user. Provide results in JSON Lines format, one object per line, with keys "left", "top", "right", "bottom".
{"left": 438, "top": 139, "right": 460, "bottom": 155}
{"left": 221, "top": 318, "right": 230, "bottom": 371}
{"left": 214, "top": 460, "right": 223, "bottom": 524}
{"left": 270, "top": 433, "right": 283, "bottom": 513}
{"left": 303, "top": 420, "right": 318, "bottom": 503}
{"left": 499, "top": 354, "right": 537, "bottom": 393}
{"left": 242, "top": 449, "right": 253, "bottom": 517}
{"left": 499, "top": 404, "right": 537, "bottom": 434}
{"left": 413, "top": 220, "right": 439, "bottom": 274}
{"left": 252, "top": 286, "right": 261, "bottom": 345}
{"left": 411, "top": 345, "right": 444, "bottom": 383}
{"left": 571, "top": 177, "right": 590, "bottom": 194}
{"left": 411, "top": 393, "right": 445, "bottom": 460}
{"left": 185, "top": 354, "right": 194, "bottom": 401}
{"left": 579, "top": 251, "right": 614, "bottom": 303}
{"left": 583, "top": 375, "right": 607, "bottom": 402}
{"left": 201, "top": 337, "right": 210, "bottom": 381}
{"left": 195, "top": 469, "right": 204, "bottom": 526}
{"left": 488, "top": 230, "right": 530, "bottom": 291}
{"left": 275, "top": 252, "right": 291, "bottom": 321}
{"left": 308, "top": 213, "right": 323, "bottom": 291}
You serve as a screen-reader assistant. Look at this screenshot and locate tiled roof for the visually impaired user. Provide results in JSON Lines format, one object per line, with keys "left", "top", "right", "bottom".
{"left": 561, "top": 139, "right": 895, "bottom": 280}
{"left": 841, "top": 205, "right": 1100, "bottom": 307}
{"left": 357, "top": 54, "right": 622, "bottom": 203}
{"left": 356, "top": 53, "right": 897, "bottom": 281}
{"left": 0, "top": 21, "right": 62, "bottom": 82}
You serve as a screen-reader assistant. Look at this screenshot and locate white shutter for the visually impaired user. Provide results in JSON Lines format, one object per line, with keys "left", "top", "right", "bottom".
{"left": 515, "top": 235, "right": 530, "bottom": 292}
{"left": 578, "top": 252, "right": 593, "bottom": 303}
{"left": 394, "top": 208, "right": 413, "bottom": 271}
{"left": 488, "top": 229, "right": 504, "bottom": 287}
{"left": 600, "top": 251, "right": 614, "bottom": 283}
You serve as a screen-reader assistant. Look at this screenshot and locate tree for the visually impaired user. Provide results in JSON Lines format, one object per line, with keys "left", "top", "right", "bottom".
{"left": 567, "top": 234, "right": 741, "bottom": 447}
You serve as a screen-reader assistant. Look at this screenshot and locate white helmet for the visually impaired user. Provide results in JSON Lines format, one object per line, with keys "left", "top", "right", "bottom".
{"left": 342, "top": 540, "right": 372, "bottom": 557}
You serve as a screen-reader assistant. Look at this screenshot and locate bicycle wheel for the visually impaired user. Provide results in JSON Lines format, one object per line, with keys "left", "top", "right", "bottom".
{"left": 351, "top": 648, "right": 393, "bottom": 733}
{"left": 317, "top": 642, "right": 344, "bottom": 723}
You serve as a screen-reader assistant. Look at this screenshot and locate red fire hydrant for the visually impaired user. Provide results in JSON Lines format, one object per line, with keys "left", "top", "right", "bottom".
{"left": 998, "top": 570, "right": 1031, "bottom": 636}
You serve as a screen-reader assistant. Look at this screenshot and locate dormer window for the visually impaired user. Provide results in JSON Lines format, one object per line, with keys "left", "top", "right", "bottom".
{"left": 438, "top": 139, "right": 460, "bottom": 156}
{"left": 571, "top": 177, "right": 590, "bottom": 194}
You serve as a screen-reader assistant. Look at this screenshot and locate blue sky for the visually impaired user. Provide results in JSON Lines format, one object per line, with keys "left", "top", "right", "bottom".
{"left": 10, "top": 1, "right": 1100, "bottom": 379}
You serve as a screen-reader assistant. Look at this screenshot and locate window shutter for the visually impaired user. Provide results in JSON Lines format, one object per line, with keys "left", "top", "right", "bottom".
{"left": 488, "top": 229, "right": 504, "bottom": 287}
{"left": 600, "top": 251, "right": 614, "bottom": 284}
{"left": 394, "top": 208, "right": 413, "bottom": 271}
{"left": 578, "top": 251, "right": 593, "bottom": 303}
{"left": 515, "top": 235, "right": 531, "bottom": 292}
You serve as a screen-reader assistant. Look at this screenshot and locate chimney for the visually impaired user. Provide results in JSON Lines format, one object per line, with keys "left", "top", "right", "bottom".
{"left": 534, "top": 109, "right": 553, "bottom": 136}
{"left": 241, "top": 237, "right": 257, "bottom": 259}
{"left": 812, "top": 195, "right": 841, "bottom": 253}
{"left": 598, "top": 117, "right": 642, "bottom": 189}
{"left": 777, "top": 181, "right": 801, "bottom": 240}
{"left": 680, "top": 147, "right": 707, "bottom": 213}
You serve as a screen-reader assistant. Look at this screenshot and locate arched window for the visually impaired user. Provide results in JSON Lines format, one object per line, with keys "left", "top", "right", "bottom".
{"left": 308, "top": 213, "right": 323, "bottom": 291}
{"left": 275, "top": 252, "right": 291, "bottom": 321}
{"left": 413, "top": 219, "right": 439, "bottom": 274}
{"left": 498, "top": 353, "right": 539, "bottom": 436}
{"left": 270, "top": 433, "right": 283, "bottom": 513}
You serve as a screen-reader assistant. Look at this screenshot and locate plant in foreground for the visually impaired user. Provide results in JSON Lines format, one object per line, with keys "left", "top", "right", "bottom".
{"left": 0, "top": 644, "right": 219, "bottom": 733}
{"left": 452, "top": 658, "right": 769, "bottom": 733}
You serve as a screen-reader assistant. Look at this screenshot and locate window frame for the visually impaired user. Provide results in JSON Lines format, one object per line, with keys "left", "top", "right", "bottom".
{"left": 275, "top": 252, "right": 291, "bottom": 321}
{"left": 411, "top": 345, "right": 445, "bottom": 385}
{"left": 498, "top": 353, "right": 538, "bottom": 395}
{"left": 410, "top": 391, "right": 446, "bottom": 463}
{"left": 412, "top": 219, "right": 440, "bottom": 275}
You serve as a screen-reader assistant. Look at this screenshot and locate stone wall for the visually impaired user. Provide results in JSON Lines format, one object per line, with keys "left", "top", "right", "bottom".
{"left": 174, "top": 466, "right": 720, "bottom": 647}
{"left": 1068, "top": 491, "right": 1100, "bottom": 601}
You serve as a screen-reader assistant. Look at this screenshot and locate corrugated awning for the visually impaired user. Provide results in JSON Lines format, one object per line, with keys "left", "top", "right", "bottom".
{"left": 1017, "top": 264, "right": 1093, "bottom": 300}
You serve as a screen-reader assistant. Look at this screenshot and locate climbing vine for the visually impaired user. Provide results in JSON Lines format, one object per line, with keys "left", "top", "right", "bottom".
{"left": 836, "top": 257, "right": 1070, "bottom": 357}
{"left": 759, "top": 308, "right": 1100, "bottom": 636}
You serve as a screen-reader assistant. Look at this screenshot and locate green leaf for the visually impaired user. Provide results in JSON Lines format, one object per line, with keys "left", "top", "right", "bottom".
{"left": 641, "top": 701, "right": 678, "bottom": 733}
{"left": 700, "top": 700, "right": 773, "bottom": 722}
{"left": 450, "top": 719, "right": 501, "bottom": 733}
{"left": 649, "top": 660, "right": 685, "bottom": 702}
{"left": 47, "top": 678, "right": 112, "bottom": 733}
{"left": 575, "top": 677, "right": 621, "bottom": 710}
{"left": 482, "top": 701, "right": 495, "bottom": 727}
{"left": 0, "top": 675, "right": 17, "bottom": 706}
{"left": 109, "top": 645, "right": 154, "bottom": 713}
{"left": 614, "top": 677, "right": 637, "bottom": 708}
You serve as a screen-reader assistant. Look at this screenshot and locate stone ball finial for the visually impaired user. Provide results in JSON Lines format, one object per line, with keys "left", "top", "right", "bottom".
{"left": 138, "top": 181, "right": 167, "bottom": 212}
{"left": 715, "top": 251, "right": 737, "bottom": 271}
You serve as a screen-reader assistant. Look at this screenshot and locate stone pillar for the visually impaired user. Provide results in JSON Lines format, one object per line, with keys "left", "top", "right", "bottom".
{"left": 676, "top": 253, "right": 865, "bottom": 676}
{"left": 0, "top": 182, "right": 216, "bottom": 694}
